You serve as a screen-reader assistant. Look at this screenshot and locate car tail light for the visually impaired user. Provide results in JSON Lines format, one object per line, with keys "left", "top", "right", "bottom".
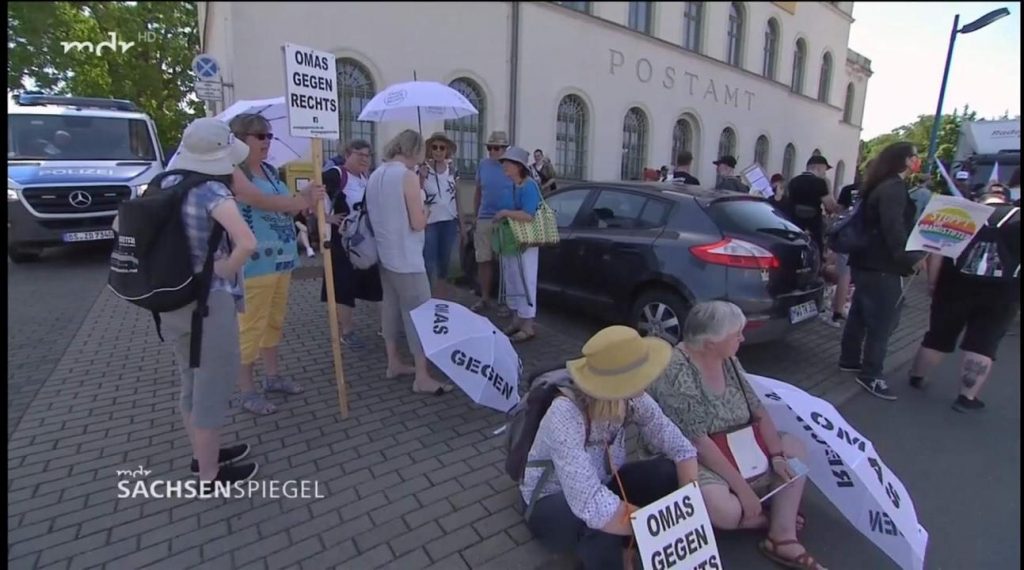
{"left": 690, "top": 238, "right": 780, "bottom": 270}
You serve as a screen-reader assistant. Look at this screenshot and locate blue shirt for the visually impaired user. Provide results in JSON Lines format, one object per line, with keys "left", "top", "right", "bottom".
{"left": 513, "top": 179, "right": 542, "bottom": 216}
{"left": 238, "top": 164, "right": 297, "bottom": 279}
{"left": 476, "top": 158, "right": 514, "bottom": 219}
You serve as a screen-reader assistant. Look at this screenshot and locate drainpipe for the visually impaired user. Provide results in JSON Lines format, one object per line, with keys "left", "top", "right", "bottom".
{"left": 508, "top": 1, "right": 520, "bottom": 143}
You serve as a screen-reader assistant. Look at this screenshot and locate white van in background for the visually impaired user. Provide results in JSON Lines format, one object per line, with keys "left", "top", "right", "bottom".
{"left": 7, "top": 93, "right": 164, "bottom": 263}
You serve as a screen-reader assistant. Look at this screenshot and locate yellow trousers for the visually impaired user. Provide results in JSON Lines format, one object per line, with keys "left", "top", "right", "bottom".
{"left": 238, "top": 272, "right": 292, "bottom": 365}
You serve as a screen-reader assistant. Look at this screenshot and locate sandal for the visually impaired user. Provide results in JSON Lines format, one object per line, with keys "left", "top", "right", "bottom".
{"left": 412, "top": 384, "right": 455, "bottom": 396}
{"left": 759, "top": 538, "right": 827, "bottom": 569}
{"left": 470, "top": 300, "right": 490, "bottom": 313}
{"left": 264, "top": 375, "right": 304, "bottom": 395}
{"left": 240, "top": 392, "right": 276, "bottom": 415}
{"left": 502, "top": 325, "right": 520, "bottom": 336}
{"left": 510, "top": 330, "right": 536, "bottom": 343}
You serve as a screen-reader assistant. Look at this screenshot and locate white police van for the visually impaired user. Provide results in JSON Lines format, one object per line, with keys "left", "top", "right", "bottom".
{"left": 7, "top": 93, "right": 164, "bottom": 262}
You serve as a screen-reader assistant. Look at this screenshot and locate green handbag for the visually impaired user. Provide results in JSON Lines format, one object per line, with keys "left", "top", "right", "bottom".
{"left": 492, "top": 220, "right": 522, "bottom": 256}
{"left": 507, "top": 197, "right": 560, "bottom": 248}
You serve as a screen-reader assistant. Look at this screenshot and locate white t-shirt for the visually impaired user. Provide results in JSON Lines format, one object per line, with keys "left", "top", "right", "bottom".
{"left": 423, "top": 161, "right": 458, "bottom": 224}
{"left": 344, "top": 171, "right": 368, "bottom": 213}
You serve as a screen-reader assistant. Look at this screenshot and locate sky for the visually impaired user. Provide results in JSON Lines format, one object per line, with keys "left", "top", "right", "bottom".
{"left": 849, "top": 2, "right": 1021, "bottom": 139}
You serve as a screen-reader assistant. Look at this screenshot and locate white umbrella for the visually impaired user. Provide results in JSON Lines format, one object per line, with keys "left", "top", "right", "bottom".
{"left": 747, "top": 375, "right": 929, "bottom": 570}
{"left": 357, "top": 80, "right": 478, "bottom": 124}
{"left": 410, "top": 299, "right": 521, "bottom": 413}
{"left": 170, "top": 97, "right": 309, "bottom": 168}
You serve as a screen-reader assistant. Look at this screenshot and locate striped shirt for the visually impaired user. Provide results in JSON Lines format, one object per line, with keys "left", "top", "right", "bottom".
{"left": 161, "top": 175, "right": 245, "bottom": 312}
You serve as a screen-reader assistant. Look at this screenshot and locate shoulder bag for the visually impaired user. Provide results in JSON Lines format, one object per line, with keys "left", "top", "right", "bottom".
{"left": 506, "top": 183, "right": 560, "bottom": 248}
{"left": 706, "top": 357, "right": 771, "bottom": 481}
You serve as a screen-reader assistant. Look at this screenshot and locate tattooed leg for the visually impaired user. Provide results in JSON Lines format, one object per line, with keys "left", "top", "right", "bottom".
{"left": 959, "top": 352, "right": 992, "bottom": 399}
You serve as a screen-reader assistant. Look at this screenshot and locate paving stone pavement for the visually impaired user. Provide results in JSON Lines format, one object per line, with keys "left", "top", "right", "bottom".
{"left": 7, "top": 261, "right": 931, "bottom": 570}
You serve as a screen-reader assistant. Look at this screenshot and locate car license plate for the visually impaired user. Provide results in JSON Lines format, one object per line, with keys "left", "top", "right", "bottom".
{"left": 63, "top": 230, "right": 114, "bottom": 243}
{"left": 789, "top": 301, "right": 818, "bottom": 324}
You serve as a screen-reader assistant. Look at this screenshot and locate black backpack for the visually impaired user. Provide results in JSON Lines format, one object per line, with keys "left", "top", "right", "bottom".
{"left": 955, "top": 205, "right": 1020, "bottom": 283}
{"left": 827, "top": 199, "right": 871, "bottom": 254}
{"left": 108, "top": 169, "right": 231, "bottom": 368}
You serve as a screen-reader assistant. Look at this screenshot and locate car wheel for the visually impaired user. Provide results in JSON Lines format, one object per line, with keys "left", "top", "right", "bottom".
{"left": 8, "top": 246, "right": 41, "bottom": 264}
{"left": 631, "top": 289, "right": 689, "bottom": 345}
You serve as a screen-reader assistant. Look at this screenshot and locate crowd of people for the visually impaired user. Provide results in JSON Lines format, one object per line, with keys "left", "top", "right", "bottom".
{"left": 136, "top": 113, "right": 1016, "bottom": 570}
{"left": 152, "top": 117, "right": 556, "bottom": 486}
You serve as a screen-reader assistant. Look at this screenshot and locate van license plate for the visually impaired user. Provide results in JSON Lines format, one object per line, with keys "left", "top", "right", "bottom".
{"left": 63, "top": 230, "right": 114, "bottom": 243}
{"left": 789, "top": 301, "right": 818, "bottom": 324}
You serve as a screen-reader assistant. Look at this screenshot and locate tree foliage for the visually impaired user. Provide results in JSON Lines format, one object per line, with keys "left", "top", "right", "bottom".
{"left": 859, "top": 105, "right": 978, "bottom": 173}
{"left": 8, "top": 2, "right": 203, "bottom": 148}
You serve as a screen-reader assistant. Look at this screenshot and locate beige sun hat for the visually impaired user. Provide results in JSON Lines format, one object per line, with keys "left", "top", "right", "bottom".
{"left": 566, "top": 326, "right": 673, "bottom": 401}
{"left": 169, "top": 118, "right": 250, "bottom": 176}
{"left": 486, "top": 131, "right": 510, "bottom": 147}
{"left": 425, "top": 131, "right": 457, "bottom": 155}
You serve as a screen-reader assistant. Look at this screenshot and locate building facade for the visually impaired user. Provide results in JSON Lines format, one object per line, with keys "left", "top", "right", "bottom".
{"left": 198, "top": 1, "right": 871, "bottom": 190}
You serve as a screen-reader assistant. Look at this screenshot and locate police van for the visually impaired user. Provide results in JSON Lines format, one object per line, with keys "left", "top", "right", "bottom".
{"left": 7, "top": 94, "right": 164, "bottom": 262}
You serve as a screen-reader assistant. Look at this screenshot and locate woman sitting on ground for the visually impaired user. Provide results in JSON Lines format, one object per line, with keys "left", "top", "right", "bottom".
{"left": 521, "top": 326, "right": 699, "bottom": 570}
{"left": 648, "top": 301, "right": 825, "bottom": 570}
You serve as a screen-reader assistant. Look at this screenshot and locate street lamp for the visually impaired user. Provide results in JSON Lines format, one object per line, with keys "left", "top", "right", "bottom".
{"left": 926, "top": 7, "right": 1011, "bottom": 173}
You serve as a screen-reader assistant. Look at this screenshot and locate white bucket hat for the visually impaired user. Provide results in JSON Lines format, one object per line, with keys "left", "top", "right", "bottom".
{"left": 169, "top": 118, "right": 251, "bottom": 176}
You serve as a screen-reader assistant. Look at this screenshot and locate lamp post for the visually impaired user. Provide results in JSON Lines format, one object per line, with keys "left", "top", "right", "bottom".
{"left": 926, "top": 7, "right": 1011, "bottom": 173}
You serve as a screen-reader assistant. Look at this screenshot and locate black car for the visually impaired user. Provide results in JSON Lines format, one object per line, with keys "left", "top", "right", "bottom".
{"left": 537, "top": 181, "right": 824, "bottom": 345}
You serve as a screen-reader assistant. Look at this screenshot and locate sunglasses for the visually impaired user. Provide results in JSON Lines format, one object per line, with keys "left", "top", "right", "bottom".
{"left": 431, "top": 145, "right": 447, "bottom": 151}
{"left": 487, "top": 145, "right": 506, "bottom": 152}
{"left": 249, "top": 133, "right": 274, "bottom": 141}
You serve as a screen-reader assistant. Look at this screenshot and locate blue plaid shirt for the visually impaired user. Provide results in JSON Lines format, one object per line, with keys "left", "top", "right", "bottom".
{"left": 161, "top": 175, "right": 245, "bottom": 312}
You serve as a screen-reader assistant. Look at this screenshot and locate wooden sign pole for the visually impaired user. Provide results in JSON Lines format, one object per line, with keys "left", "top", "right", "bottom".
{"left": 310, "top": 139, "right": 349, "bottom": 418}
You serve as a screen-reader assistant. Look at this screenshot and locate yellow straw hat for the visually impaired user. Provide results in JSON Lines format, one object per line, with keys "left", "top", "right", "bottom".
{"left": 566, "top": 326, "right": 673, "bottom": 401}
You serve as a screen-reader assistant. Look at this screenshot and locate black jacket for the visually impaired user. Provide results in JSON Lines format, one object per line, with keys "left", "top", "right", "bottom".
{"left": 850, "top": 175, "right": 921, "bottom": 276}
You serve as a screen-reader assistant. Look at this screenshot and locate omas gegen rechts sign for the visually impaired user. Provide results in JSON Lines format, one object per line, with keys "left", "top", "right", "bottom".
{"left": 283, "top": 43, "right": 339, "bottom": 139}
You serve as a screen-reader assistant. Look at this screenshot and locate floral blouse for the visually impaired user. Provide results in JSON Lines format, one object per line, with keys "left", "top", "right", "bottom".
{"left": 519, "top": 393, "right": 697, "bottom": 530}
{"left": 647, "top": 349, "right": 764, "bottom": 441}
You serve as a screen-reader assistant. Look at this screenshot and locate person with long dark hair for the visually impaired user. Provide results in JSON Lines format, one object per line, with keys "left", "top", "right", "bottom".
{"left": 838, "top": 142, "right": 925, "bottom": 400}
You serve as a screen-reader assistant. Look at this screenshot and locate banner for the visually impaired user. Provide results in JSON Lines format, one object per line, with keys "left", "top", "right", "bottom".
{"left": 742, "top": 164, "right": 774, "bottom": 199}
{"left": 905, "top": 195, "right": 994, "bottom": 259}
{"left": 631, "top": 482, "right": 722, "bottom": 570}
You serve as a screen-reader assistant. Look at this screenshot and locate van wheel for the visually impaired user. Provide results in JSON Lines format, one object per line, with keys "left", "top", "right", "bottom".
{"left": 631, "top": 289, "right": 689, "bottom": 345}
{"left": 8, "top": 246, "right": 41, "bottom": 264}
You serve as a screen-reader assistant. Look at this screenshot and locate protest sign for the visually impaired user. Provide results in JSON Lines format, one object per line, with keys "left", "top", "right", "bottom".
{"left": 283, "top": 43, "right": 339, "bottom": 139}
{"left": 905, "top": 195, "right": 994, "bottom": 259}
{"left": 282, "top": 42, "right": 347, "bottom": 417}
{"left": 631, "top": 482, "right": 722, "bottom": 570}
{"left": 742, "top": 164, "right": 774, "bottom": 199}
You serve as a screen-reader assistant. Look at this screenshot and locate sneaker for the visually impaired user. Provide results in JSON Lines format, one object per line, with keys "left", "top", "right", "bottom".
{"left": 952, "top": 395, "right": 986, "bottom": 413}
{"left": 838, "top": 362, "right": 862, "bottom": 373}
{"left": 855, "top": 377, "right": 897, "bottom": 401}
{"left": 198, "top": 463, "right": 260, "bottom": 497}
{"left": 340, "top": 333, "right": 366, "bottom": 349}
{"left": 822, "top": 313, "right": 846, "bottom": 329}
{"left": 190, "top": 444, "right": 251, "bottom": 474}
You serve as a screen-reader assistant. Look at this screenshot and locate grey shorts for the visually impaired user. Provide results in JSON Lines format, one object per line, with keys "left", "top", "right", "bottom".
{"left": 836, "top": 252, "right": 851, "bottom": 278}
{"left": 162, "top": 290, "right": 241, "bottom": 429}
{"left": 380, "top": 269, "right": 432, "bottom": 358}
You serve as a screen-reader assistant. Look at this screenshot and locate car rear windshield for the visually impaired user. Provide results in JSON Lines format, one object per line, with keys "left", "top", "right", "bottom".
{"left": 8, "top": 114, "right": 157, "bottom": 161}
{"left": 705, "top": 198, "right": 802, "bottom": 234}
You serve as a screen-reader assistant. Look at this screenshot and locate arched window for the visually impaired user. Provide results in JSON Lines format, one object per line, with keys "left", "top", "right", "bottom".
{"left": 818, "top": 52, "right": 833, "bottom": 102}
{"left": 834, "top": 160, "right": 846, "bottom": 193}
{"left": 556, "top": 95, "right": 588, "bottom": 180}
{"left": 683, "top": 2, "right": 704, "bottom": 52}
{"left": 783, "top": 143, "right": 797, "bottom": 180}
{"left": 334, "top": 58, "right": 376, "bottom": 158}
{"left": 718, "top": 127, "right": 737, "bottom": 159}
{"left": 762, "top": 18, "right": 779, "bottom": 79}
{"left": 726, "top": 3, "right": 744, "bottom": 67}
{"left": 554, "top": 1, "right": 590, "bottom": 13}
{"left": 628, "top": 1, "right": 653, "bottom": 34}
{"left": 444, "top": 78, "right": 485, "bottom": 175}
{"left": 621, "top": 107, "right": 648, "bottom": 181}
{"left": 791, "top": 39, "right": 806, "bottom": 94}
{"left": 843, "top": 83, "right": 856, "bottom": 123}
{"left": 671, "top": 117, "right": 694, "bottom": 164}
{"left": 754, "top": 135, "right": 770, "bottom": 169}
